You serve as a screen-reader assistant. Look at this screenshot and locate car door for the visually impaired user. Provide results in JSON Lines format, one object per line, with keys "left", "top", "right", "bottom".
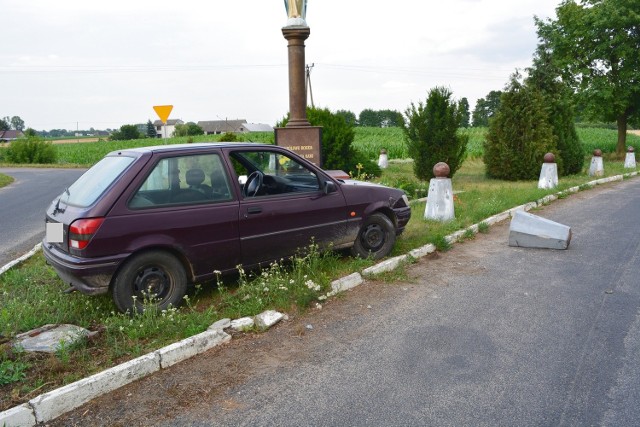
{"left": 227, "top": 148, "right": 348, "bottom": 265}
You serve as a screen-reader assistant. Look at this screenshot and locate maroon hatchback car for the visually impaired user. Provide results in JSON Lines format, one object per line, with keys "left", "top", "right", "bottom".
{"left": 43, "top": 143, "right": 411, "bottom": 313}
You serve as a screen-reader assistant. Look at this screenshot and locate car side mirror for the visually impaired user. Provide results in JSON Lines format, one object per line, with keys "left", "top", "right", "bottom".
{"left": 323, "top": 180, "right": 337, "bottom": 195}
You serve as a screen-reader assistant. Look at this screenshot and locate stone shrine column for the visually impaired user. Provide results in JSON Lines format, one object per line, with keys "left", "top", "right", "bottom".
{"left": 275, "top": 2, "right": 322, "bottom": 166}
{"left": 283, "top": 27, "right": 311, "bottom": 127}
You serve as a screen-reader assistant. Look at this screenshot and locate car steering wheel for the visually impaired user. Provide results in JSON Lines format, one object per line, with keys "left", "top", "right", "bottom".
{"left": 244, "top": 171, "right": 264, "bottom": 197}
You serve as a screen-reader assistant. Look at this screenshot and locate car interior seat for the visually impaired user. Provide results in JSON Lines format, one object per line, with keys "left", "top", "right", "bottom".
{"left": 186, "top": 168, "right": 212, "bottom": 195}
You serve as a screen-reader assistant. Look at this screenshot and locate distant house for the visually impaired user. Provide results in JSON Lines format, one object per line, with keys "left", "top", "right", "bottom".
{"left": 153, "top": 119, "right": 184, "bottom": 138}
{"left": 243, "top": 123, "right": 274, "bottom": 132}
{"left": 198, "top": 120, "right": 247, "bottom": 135}
{"left": 197, "top": 120, "right": 273, "bottom": 135}
{"left": 0, "top": 130, "right": 23, "bottom": 142}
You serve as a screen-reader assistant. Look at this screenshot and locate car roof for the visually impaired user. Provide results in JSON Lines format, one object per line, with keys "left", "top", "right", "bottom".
{"left": 108, "top": 142, "right": 275, "bottom": 156}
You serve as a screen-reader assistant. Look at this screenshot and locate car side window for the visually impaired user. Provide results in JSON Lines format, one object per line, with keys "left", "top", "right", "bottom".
{"left": 230, "top": 150, "right": 320, "bottom": 198}
{"left": 129, "top": 153, "right": 233, "bottom": 208}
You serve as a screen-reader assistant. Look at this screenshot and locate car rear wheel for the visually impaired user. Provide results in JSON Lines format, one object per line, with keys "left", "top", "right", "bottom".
{"left": 112, "top": 251, "right": 188, "bottom": 314}
{"left": 351, "top": 213, "right": 396, "bottom": 260}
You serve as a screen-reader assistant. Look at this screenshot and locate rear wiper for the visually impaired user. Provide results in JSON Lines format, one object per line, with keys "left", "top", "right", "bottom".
{"left": 52, "top": 188, "right": 69, "bottom": 215}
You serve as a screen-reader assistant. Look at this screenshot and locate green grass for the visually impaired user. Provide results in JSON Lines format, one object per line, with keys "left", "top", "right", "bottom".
{"left": 0, "top": 173, "right": 13, "bottom": 188}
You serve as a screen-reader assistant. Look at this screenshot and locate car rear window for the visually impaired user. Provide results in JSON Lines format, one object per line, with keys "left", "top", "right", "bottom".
{"left": 64, "top": 155, "right": 135, "bottom": 207}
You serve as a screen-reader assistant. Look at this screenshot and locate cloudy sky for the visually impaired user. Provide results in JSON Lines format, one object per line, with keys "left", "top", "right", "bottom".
{"left": 2, "top": 0, "right": 561, "bottom": 131}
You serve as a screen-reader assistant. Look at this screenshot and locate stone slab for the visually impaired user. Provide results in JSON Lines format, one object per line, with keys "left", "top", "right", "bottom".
{"left": 208, "top": 318, "right": 231, "bottom": 331}
{"left": 14, "top": 324, "right": 90, "bottom": 353}
{"left": 230, "top": 317, "right": 254, "bottom": 332}
{"left": 509, "top": 210, "right": 571, "bottom": 250}
{"left": 254, "top": 310, "right": 285, "bottom": 330}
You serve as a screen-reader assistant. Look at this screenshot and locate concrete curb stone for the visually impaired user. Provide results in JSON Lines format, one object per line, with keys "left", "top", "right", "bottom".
{"left": 0, "top": 404, "right": 36, "bottom": 427}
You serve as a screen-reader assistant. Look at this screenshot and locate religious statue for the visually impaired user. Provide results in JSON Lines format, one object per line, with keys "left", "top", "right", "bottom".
{"left": 284, "top": 0, "right": 308, "bottom": 27}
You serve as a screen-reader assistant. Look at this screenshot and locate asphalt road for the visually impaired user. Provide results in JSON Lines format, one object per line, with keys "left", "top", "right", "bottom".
{"left": 50, "top": 177, "right": 640, "bottom": 426}
{"left": 0, "top": 168, "right": 86, "bottom": 266}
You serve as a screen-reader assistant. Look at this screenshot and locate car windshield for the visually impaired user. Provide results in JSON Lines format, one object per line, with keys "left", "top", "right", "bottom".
{"left": 63, "top": 155, "right": 135, "bottom": 207}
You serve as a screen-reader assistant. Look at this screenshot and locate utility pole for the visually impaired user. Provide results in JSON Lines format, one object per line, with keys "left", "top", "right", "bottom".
{"left": 305, "top": 63, "right": 315, "bottom": 108}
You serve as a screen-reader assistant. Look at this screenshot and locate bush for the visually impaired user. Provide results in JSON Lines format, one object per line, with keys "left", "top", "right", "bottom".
{"left": 308, "top": 107, "right": 381, "bottom": 177}
{"left": 5, "top": 136, "right": 57, "bottom": 164}
{"left": 403, "top": 86, "right": 468, "bottom": 180}
{"left": 484, "top": 76, "right": 557, "bottom": 180}
{"left": 219, "top": 132, "right": 239, "bottom": 142}
{"left": 109, "top": 124, "right": 142, "bottom": 141}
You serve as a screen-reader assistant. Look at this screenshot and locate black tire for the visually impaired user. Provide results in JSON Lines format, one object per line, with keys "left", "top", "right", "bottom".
{"left": 112, "top": 251, "right": 188, "bottom": 314}
{"left": 351, "top": 213, "right": 396, "bottom": 260}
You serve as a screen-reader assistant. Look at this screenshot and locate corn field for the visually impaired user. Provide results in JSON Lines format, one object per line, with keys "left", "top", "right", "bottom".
{"left": 31, "top": 127, "right": 640, "bottom": 166}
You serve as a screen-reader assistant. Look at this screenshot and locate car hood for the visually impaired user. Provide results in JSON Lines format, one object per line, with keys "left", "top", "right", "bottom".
{"left": 337, "top": 178, "right": 409, "bottom": 210}
{"left": 338, "top": 179, "right": 391, "bottom": 188}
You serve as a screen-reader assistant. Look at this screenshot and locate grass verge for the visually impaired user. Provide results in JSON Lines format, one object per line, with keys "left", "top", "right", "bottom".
{"left": 0, "top": 173, "right": 13, "bottom": 188}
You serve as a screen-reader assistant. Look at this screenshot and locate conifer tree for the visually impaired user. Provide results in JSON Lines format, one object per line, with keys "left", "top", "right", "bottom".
{"left": 484, "top": 75, "right": 557, "bottom": 180}
{"left": 403, "top": 87, "right": 468, "bottom": 180}
{"left": 527, "top": 46, "right": 584, "bottom": 175}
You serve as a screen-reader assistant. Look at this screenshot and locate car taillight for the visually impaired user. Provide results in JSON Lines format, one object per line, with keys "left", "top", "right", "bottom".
{"left": 69, "top": 218, "right": 104, "bottom": 250}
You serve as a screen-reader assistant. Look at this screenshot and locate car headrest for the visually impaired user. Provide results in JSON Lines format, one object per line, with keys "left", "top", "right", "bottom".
{"left": 186, "top": 168, "right": 205, "bottom": 186}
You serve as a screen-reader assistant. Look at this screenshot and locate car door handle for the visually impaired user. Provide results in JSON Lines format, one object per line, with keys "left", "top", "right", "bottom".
{"left": 246, "top": 206, "right": 262, "bottom": 215}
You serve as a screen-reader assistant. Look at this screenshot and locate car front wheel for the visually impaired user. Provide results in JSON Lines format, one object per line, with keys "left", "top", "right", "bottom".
{"left": 112, "top": 251, "right": 188, "bottom": 314}
{"left": 351, "top": 212, "right": 396, "bottom": 260}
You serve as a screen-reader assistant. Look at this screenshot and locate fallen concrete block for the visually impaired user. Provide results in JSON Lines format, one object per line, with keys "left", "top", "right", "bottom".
{"left": 509, "top": 210, "right": 571, "bottom": 250}
{"left": 14, "top": 324, "right": 90, "bottom": 353}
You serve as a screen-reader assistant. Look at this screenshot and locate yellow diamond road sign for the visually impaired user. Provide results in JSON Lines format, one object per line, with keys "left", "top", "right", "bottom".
{"left": 153, "top": 105, "right": 173, "bottom": 124}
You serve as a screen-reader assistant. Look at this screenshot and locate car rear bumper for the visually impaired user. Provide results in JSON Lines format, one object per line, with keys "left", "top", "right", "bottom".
{"left": 42, "top": 240, "right": 128, "bottom": 295}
